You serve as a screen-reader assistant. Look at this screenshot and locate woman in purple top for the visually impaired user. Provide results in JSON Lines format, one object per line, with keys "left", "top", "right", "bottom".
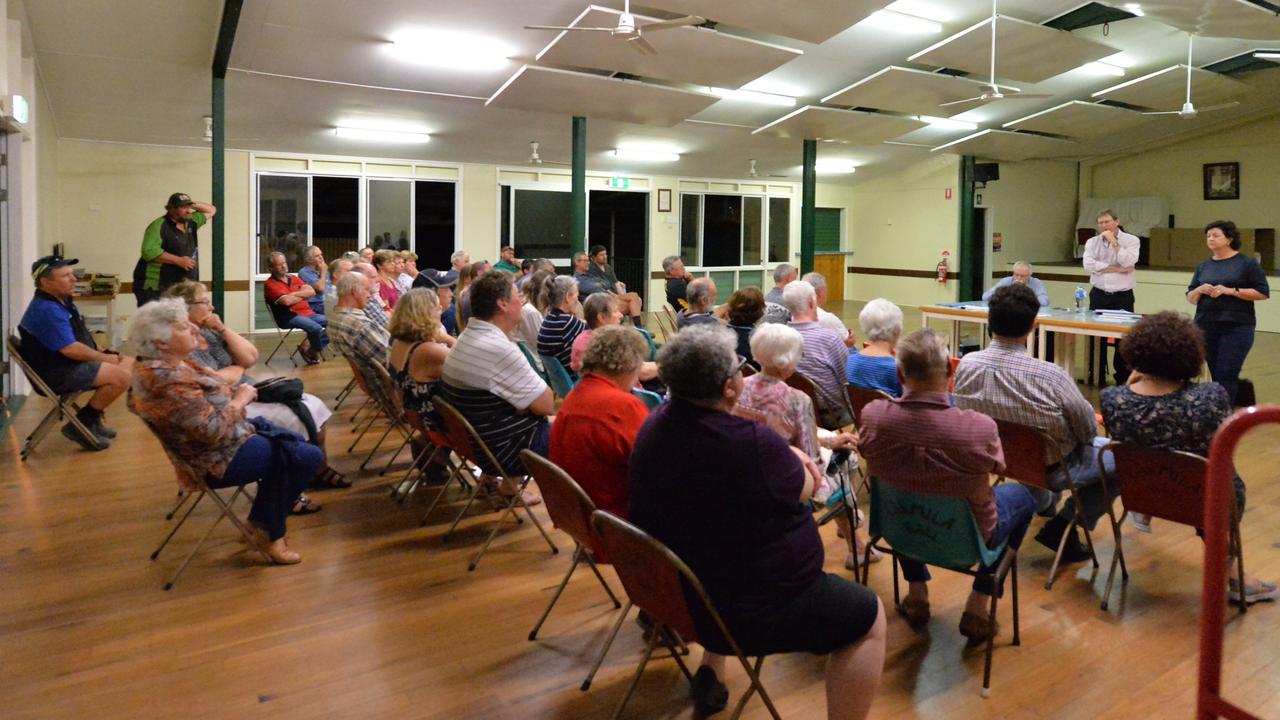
{"left": 629, "top": 324, "right": 885, "bottom": 719}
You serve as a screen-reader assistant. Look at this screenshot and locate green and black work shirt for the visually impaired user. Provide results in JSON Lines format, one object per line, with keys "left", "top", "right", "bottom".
{"left": 133, "top": 211, "right": 206, "bottom": 292}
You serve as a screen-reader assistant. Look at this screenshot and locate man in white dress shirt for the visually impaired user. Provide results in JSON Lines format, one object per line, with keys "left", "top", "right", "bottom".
{"left": 1082, "top": 209, "right": 1139, "bottom": 384}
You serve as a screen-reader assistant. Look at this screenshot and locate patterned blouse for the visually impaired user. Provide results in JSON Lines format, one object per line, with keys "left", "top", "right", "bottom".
{"left": 732, "top": 372, "right": 820, "bottom": 462}
{"left": 128, "top": 357, "right": 255, "bottom": 491}
{"left": 1100, "top": 382, "right": 1230, "bottom": 458}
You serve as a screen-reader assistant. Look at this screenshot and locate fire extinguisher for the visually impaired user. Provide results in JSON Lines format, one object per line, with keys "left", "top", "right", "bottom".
{"left": 936, "top": 250, "right": 950, "bottom": 284}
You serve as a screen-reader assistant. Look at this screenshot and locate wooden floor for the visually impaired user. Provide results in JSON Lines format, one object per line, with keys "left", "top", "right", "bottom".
{"left": 3, "top": 304, "right": 1279, "bottom": 719}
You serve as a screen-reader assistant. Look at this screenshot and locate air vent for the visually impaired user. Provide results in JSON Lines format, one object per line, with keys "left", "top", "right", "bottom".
{"left": 1044, "top": 2, "right": 1136, "bottom": 31}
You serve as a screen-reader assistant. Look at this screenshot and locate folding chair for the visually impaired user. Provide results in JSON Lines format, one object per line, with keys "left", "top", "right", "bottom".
{"left": 630, "top": 388, "right": 663, "bottom": 411}
{"left": 540, "top": 354, "right": 578, "bottom": 399}
{"left": 994, "top": 419, "right": 1099, "bottom": 590}
{"left": 740, "top": 360, "right": 758, "bottom": 378}
{"left": 660, "top": 306, "right": 680, "bottom": 339}
{"left": 591, "top": 510, "right": 783, "bottom": 720}
{"left": 264, "top": 301, "right": 305, "bottom": 366}
{"left": 7, "top": 334, "right": 104, "bottom": 459}
{"left": 864, "top": 478, "right": 1020, "bottom": 697}
{"left": 784, "top": 371, "right": 852, "bottom": 433}
{"left": 140, "top": 422, "right": 272, "bottom": 590}
{"left": 1096, "top": 442, "right": 1248, "bottom": 613}
{"left": 515, "top": 339, "right": 548, "bottom": 382}
{"left": 389, "top": 406, "right": 472, "bottom": 513}
{"left": 633, "top": 327, "right": 658, "bottom": 361}
{"left": 520, "top": 451, "right": 626, "bottom": 690}
{"left": 846, "top": 385, "right": 893, "bottom": 429}
{"left": 432, "top": 398, "right": 558, "bottom": 571}
{"left": 341, "top": 357, "right": 410, "bottom": 471}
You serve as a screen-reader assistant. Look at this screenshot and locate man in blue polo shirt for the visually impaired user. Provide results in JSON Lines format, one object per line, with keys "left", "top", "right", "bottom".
{"left": 19, "top": 255, "right": 134, "bottom": 450}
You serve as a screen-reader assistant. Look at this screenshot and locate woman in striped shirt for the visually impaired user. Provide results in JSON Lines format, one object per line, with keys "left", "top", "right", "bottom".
{"left": 537, "top": 275, "right": 586, "bottom": 372}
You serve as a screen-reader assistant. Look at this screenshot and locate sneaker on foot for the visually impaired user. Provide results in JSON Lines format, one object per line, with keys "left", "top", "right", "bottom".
{"left": 1229, "top": 578, "right": 1278, "bottom": 604}
{"left": 62, "top": 423, "right": 108, "bottom": 451}
{"left": 1129, "top": 512, "right": 1152, "bottom": 533}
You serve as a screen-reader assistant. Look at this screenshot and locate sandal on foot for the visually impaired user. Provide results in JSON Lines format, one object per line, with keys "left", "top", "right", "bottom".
{"left": 290, "top": 495, "right": 323, "bottom": 515}
{"left": 310, "top": 467, "right": 352, "bottom": 489}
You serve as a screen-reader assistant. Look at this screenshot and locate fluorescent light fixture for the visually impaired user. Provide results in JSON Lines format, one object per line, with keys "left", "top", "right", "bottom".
{"left": 1076, "top": 61, "right": 1126, "bottom": 77}
{"left": 390, "top": 29, "right": 511, "bottom": 71}
{"left": 918, "top": 115, "right": 978, "bottom": 130}
{"left": 708, "top": 87, "right": 797, "bottom": 107}
{"left": 1099, "top": 52, "right": 1135, "bottom": 68}
{"left": 1123, "top": 3, "right": 1144, "bottom": 17}
{"left": 885, "top": 0, "right": 952, "bottom": 23}
{"left": 815, "top": 161, "right": 857, "bottom": 174}
{"left": 334, "top": 126, "right": 431, "bottom": 143}
{"left": 1256, "top": 52, "right": 1280, "bottom": 60}
{"left": 613, "top": 147, "right": 680, "bottom": 162}
{"left": 861, "top": 9, "right": 942, "bottom": 34}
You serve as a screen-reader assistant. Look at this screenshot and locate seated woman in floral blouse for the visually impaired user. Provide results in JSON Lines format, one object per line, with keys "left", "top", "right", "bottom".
{"left": 732, "top": 323, "right": 871, "bottom": 567}
{"left": 1100, "top": 311, "right": 1274, "bottom": 603}
{"left": 163, "top": 280, "right": 345, "bottom": 494}
{"left": 127, "top": 299, "right": 322, "bottom": 565}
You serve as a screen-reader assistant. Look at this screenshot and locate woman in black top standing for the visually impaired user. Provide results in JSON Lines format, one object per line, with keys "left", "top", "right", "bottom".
{"left": 1186, "top": 220, "right": 1270, "bottom": 405}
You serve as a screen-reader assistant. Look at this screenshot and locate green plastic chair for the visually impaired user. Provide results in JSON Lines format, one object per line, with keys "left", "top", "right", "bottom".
{"left": 630, "top": 388, "right": 663, "bottom": 411}
{"left": 515, "top": 340, "right": 547, "bottom": 383}
{"left": 865, "top": 478, "right": 1020, "bottom": 698}
{"left": 633, "top": 327, "right": 658, "bottom": 361}
{"left": 540, "top": 354, "right": 578, "bottom": 398}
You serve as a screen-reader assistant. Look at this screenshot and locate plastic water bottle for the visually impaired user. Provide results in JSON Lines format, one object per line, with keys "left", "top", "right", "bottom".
{"left": 1074, "top": 285, "right": 1086, "bottom": 312}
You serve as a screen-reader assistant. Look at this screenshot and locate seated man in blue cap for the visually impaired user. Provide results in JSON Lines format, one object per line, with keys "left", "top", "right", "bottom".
{"left": 19, "top": 255, "right": 134, "bottom": 450}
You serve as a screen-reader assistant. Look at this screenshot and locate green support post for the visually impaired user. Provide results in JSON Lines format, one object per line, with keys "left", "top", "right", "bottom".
{"left": 571, "top": 116, "right": 587, "bottom": 254}
{"left": 958, "top": 155, "right": 981, "bottom": 301}
{"left": 800, "top": 139, "right": 817, "bottom": 275}
{"left": 210, "top": 0, "right": 243, "bottom": 316}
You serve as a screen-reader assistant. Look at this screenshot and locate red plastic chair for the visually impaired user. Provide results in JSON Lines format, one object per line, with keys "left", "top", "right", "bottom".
{"left": 994, "top": 419, "right": 1100, "bottom": 589}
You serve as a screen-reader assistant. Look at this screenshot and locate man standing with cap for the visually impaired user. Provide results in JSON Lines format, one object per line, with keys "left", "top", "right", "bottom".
{"left": 132, "top": 192, "right": 217, "bottom": 306}
{"left": 19, "top": 255, "right": 134, "bottom": 450}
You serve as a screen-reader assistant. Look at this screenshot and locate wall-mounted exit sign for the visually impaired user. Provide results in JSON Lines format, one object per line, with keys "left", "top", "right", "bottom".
{"left": 9, "top": 95, "right": 28, "bottom": 125}
{"left": 607, "top": 176, "right": 630, "bottom": 189}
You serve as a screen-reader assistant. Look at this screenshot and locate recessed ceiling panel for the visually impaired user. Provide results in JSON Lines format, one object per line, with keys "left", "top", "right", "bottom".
{"left": 752, "top": 106, "right": 926, "bottom": 144}
{"left": 649, "top": 0, "right": 893, "bottom": 44}
{"left": 1092, "top": 65, "right": 1252, "bottom": 110}
{"left": 486, "top": 65, "right": 717, "bottom": 127}
{"left": 822, "top": 66, "right": 1009, "bottom": 117}
{"left": 1002, "top": 101, "right": 1151, "bottom": 138}
{"left": 534, "top": 6, "right": 802, "bottom": 88}
{"left": 909, "top": 15, "right": 1118, "bottom": 84}
{"left": 930, "top": 129, "right": 1077, "bottom": 162}
{"left": 1110, "top": 0, "right": 1280, "bottom": 41}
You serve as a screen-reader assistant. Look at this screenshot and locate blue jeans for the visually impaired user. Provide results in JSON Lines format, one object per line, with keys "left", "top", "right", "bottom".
{"left": 898, "top": 483, "right": 1038, "bottom": 597}
{"left": 1046, "top": 437, "right": 1118, "bottom": 531}
{"left": 213, "top": 434, "right": 322, "bottom": 540}
{"left": 1198, "top": 321, "right": 1254, "bottom": 406}
{"left": 288, "top": 313, "right": 328, "bottom": 353}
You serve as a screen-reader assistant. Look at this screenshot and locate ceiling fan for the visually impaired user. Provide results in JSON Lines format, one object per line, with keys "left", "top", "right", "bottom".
{"left": 511, "top": 141, "right": 572, "bottom": 167}
{"left": 1143, "top": 34, "right": 1239, "bottom": 119}
{"left": 938, "top": 0, "right": 1051, "bottom": 109}
{"left": 524, "top": 0, "right": 705, "bottom": 55}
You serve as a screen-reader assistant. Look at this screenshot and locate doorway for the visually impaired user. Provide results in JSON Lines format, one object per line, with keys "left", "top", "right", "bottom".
{"left": 588, "top": 191, "right": 648, "bottom": 303}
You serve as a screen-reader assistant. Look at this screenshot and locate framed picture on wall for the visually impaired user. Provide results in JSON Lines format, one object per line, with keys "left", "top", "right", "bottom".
{"left": 1203, "top": 162, "right": 1239, "bottom": 200}
{"left": 657, "top": 188, "right": 672, "bottom": 212}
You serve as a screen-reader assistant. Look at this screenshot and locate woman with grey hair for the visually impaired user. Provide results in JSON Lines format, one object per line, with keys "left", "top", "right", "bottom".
{"left": 846, "top": 298, "right": 904, "bottom": 397}
{"left": 537, "top": 274, "right": 585, "bottom": 370}
{"left": 629, "top": 323, "right": 886, "bottom": 717}
{"left": 126, "top": 298, "right": 322, "bottom": 565}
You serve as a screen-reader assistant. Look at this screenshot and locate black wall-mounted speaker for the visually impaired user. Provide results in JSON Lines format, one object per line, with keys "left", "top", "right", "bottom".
{"left": 974, "top": 163, "right": 1000, "bottom": 183}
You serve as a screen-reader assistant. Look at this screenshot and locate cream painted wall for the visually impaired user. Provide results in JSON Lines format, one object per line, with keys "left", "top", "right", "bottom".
{"left": 51, "top": 140, "right": 252, "bottom": 329}
{"left": 975, "top": 159, "right": 1078, "bottom": 274}
{"left": 846, "top": 154, "right": 961, "bottom": 308}
{"left": 1089, "top": 114, "right": 1280, "bottom": 230}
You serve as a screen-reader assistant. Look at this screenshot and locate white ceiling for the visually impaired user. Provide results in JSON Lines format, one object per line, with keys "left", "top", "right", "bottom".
{"left": 25, "top": 0, "right": 1280, "bottom": 186}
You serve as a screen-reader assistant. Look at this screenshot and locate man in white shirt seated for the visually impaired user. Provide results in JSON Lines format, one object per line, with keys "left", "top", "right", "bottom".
{"left": 440, "top": 271, "right": 554, "bottom": 501}
{"left": 802, "top": 271, "right": 856, "bottom": 348}
{"left": 982, "top": 261, "right": 1049, "bottom": 306}
{"left": 1082, "top": 209, "right": 1139, "bottom": 384}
